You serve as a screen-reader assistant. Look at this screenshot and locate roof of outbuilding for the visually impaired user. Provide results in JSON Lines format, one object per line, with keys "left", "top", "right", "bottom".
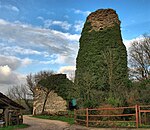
{"left": 0, "top": 92, "right": 25, "bottom": 109}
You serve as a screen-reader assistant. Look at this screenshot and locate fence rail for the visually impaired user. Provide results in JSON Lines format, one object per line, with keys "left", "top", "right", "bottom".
{"left": 74, "top": 105, "right": 150, "bottom": 128}
{"left": 139, "top": 105, "right": 150, "bottom": 126}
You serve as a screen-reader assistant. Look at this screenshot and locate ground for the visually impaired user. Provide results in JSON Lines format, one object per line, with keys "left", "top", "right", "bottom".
{"left": 18, "top": 115, "right": 142, "bottom": 130}
{"left": 18, "top": 115, "right": 90, "bottom": 130}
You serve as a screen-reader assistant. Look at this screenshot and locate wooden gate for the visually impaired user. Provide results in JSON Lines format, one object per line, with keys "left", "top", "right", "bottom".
{"left": 139, "top": 105, "right": 150, "bottom": 126}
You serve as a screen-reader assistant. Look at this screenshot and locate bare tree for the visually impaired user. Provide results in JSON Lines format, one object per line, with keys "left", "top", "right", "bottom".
{"left": 26, "top": 73, "right": 36, "bottom": 97}
{"left": 26, "top": 71, "right": 54, "bottom": 95}
{"left": 27, "top": 70, "right": 55, "bottom": 114}
{"left": 129, "top": 35, "right": 150, "bottom": 80}
{"left": 7, "top": 85, "right": 33, "bottom": 113}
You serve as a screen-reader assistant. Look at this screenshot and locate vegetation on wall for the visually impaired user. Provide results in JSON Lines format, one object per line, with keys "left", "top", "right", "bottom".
{"left": 75, "top": 20, "right": 129, "bottom": 107}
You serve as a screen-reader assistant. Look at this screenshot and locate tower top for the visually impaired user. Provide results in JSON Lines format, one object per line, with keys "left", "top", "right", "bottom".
{"left": 87, "top": 8, "right": 120, "bottom": 31}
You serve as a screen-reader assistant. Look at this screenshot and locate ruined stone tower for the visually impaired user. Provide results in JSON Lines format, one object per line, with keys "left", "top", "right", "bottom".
{"left": 75, "top": 9, "right": 128, "bottom": 106}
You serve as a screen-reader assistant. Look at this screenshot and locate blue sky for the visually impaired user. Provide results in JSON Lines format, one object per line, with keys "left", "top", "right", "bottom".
{"left": 0, "top": 0, "right": 150, "bottom": 93}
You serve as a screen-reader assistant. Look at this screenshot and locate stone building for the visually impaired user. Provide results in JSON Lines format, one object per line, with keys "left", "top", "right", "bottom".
{"left": 33, "top": 74, "right": 69, "bottom": 115}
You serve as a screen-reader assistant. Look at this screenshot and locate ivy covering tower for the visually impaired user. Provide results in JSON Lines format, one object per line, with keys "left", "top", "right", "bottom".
{"left": 75, "top": 9, "right": 129, "bottom": 107}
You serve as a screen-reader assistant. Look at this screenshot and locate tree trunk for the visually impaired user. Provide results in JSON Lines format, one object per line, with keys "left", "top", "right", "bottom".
{"left": 41, "top": 92, "right": 49, "bottom": 114}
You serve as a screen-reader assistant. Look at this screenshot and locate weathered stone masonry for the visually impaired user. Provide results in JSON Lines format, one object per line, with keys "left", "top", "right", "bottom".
{"left": 33, "top": 87, "right": 67, "bottom": 115}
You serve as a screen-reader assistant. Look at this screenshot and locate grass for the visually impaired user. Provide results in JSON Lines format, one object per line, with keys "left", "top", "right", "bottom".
{"left": 0, "top": 124, "right": 29, "bottom": 130}
{"left": 33, "top": 115, "right": 74, "bottom": 125}
{"left": 139, "top": 124, "right": 150, "bottom": 128}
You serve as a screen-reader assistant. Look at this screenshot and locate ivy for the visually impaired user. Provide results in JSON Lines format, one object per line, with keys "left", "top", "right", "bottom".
{"left": 75, "top": 20, "right": 129, "bottom": 107}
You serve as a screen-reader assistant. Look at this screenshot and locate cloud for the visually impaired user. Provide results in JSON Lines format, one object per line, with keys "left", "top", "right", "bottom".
{"left": 74, "top": 20, "right": 84, "bottom": 32}
{"left": 11, "top": 6, "right": 19, "bottom": 12}
{"left": 44, "top": 20, "right": 71, "bottom": 30}
{"left": 0, "top": 45, "right": 42, "bottom": 56}
{"left": 123, "top": 35, "right": 144, "bottom": 50}
{"left": 74, "top": 9, "right": 91, "bottom": 16}
{"left": 0, "top": 19, "right": 8, "bottom": 25}
{"left": 22, "top": 58, "right": 32, "bottom": 66}
{"left": 0, "top": 54, "right": 33, "bottom": 70}
{"left": 0, "top": 65, "right": 19, "bottom": 84}
{"left": 58, "top": 66, "right": 76, "bottom": 79}
{"left": 37, "top": 17, "right": 72, "bottom": 30}
{"left": 0, "top": 55, "right": 28, "bottom": 93}
{"left": 54, "top": 54, "right": 76, "bottom": 65}
{"left": 0, "top": 65, "right": 11, "bottom": 76}
{"left": 0, "top": 19, "right": 79, "bottom": 67}
{"left": 0, "top": 3, "right": 19, "bottom": 13}
{"left": 0, "top": 19, "right": 80, "bottom": 66}
{"left": 37, "top": 16, "right": 44, "bottom": 21}
{"left": 0, "top": 55, "right": 21, "bottom": 70}
{"left": 0, "top": 19, "right": 79, "bottom": 55}
{"left": 0, "top": 70, "right": 26, "bottom": 93}
{"left": 0, "top": 19, "right": 80, "bottom": 93}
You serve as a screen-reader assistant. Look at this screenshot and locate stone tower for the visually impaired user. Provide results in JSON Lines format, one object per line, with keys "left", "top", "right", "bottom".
{"left": 75, "top": 9, "right": 128, "bottom": 106}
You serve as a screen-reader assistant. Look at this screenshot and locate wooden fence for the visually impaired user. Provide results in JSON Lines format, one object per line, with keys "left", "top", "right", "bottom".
{"left": 139, "top": 105, "right": 150, "bottom": 126}
{"left": 74, "top": 105, "right": 150, "bottom": 128}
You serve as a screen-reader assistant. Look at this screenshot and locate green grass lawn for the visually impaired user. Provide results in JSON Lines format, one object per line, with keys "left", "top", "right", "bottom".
{"left": 0, "top": 124, "right": 29, "bottom": 130}
{"left": 33, "top": 115, "right": 74, "bottom": 125}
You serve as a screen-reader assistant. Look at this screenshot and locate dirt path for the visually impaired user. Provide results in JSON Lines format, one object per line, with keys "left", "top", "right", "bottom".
{"left": 17, "top": 115, "right": 98, "bottom": 130}
{"left": 16, "top": 116, "right": 149, "bottom": 130}
{"left": 18, "top": 115, "right": 70, "bottom": 130}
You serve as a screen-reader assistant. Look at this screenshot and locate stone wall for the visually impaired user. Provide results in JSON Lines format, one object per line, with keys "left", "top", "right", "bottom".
{"left": 33, "top": 87, "right": 67, "bottom": 115}
{"left": 87, "top": 9, "right": 120, "bottom": 31}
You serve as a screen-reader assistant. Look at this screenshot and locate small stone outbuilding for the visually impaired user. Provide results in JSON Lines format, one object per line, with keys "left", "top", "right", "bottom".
{"left": 33, "top": 88, "right": 67, "bottom": 115}
{"left": 33, "top": 74, "right": 69, "bottom": 115}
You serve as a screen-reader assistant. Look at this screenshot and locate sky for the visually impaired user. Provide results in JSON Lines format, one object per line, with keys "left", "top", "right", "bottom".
{"left": 0, "top": 0, "right": 150, "bottom": 93}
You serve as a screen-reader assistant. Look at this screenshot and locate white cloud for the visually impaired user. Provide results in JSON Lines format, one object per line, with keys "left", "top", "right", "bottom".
{"left": 0, "top": 4, "right": 19, "bottom": 13}
{"left": 21, "top": 58, "right": 32, "bottom": 66}
{"left": 0, "top": 19, "right": 79, "bottom": 50}
{"left": 0, "top": 19, "right": 80, "bottom": 63}
{"left": 0, "top": 55, "right": 21, "bottom": 70}
{"left": 0, "top": 45, "right": 42, "bottom": 56}
{"left": 0, "top": 65, "right": 11, "bottom": 76}
{"left": 59, "top": 66, "right": 76, "bottom": 73}
{"left": 123, "top": 35, "right": 144, "bottom": 50}
{"left": 0, "top": 19, "right": 8, "bottom": 25}
{"left": 54, "top": 54, "right": 71, "bottom": 64}
{"left": 0, "top": 55, "right": 28, "bottom": 93}
{"left": 74, "top": 20, "right": 84, "bottom": 32}
{"left": 51, "top": 30, "right": 80, "bottom": 41}
{"left": 0, "top": 65, "right": 18, "bottom": 84}
{"left": 44, "top": 20, "right": 71, "bottom": 30}
{"left": 11, "top": 6, "right": 19, "bottom": 12}
{"left": 37, "top": 16, "right": 44, "bottom": 21}
{"left": 0, "top": 72, "right": 26, "bottom": 93}
{"left": 0, "top": 19, "right": 80, "bottom": 93}
{"left": 74, "top": 9, "right": 91, "bottom": 16}
{"left": 0, "top": 54, "right": 33, "bottom": 71}
{"left": 58, "top": 66, "right": 76, "bottom": 79}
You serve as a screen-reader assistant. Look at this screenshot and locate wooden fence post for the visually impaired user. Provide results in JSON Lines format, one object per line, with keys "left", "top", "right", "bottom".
{"left": 135, "top": 104, "right": 139, "bottom": 128}
{"left": 74, "top": 109, "right": 76, "bottom": 124}
{"left": 86, "top": 108, "right": 89, "bottom": 127}
{"left": 139, "top": 105, "right": 141, "bottom": 126}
